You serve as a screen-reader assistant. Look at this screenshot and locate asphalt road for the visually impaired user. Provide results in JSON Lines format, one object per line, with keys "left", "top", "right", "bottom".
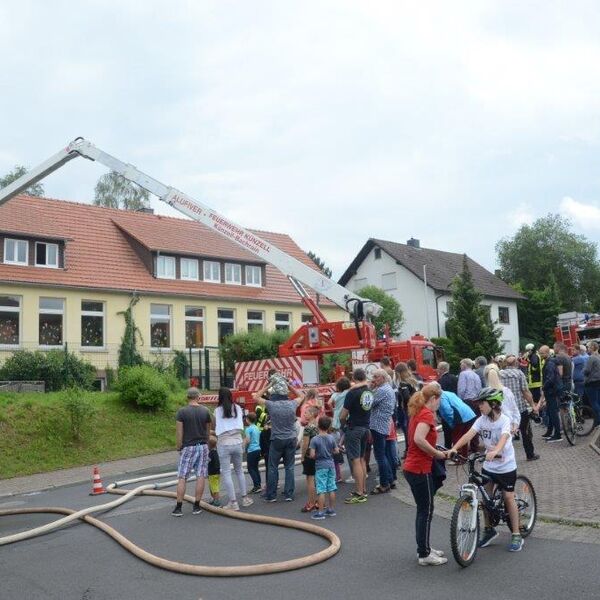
{"left": 1, "top": 466, "right": 599, "bottom": 600}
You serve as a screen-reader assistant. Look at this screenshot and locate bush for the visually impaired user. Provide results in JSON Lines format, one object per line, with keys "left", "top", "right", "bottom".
{"left": 220, "top": 329, "right": 290, "bottom": 373}
{"left": 61, "top": 387, "right": 95, "bottom": 441}
{"left": 116, "top": 365, "right": 170, "bottom": 411}
{"left": 430, "top": 337, "right": 460, "bottom": 373}
{"left": 0, "top": 349, "right": 96, "bottom": 391}
{"left": 172, "top": 350, "right": 189, "bottom": 380}
{"left": 320, "top": 352, "right": 352, "bottom": 383}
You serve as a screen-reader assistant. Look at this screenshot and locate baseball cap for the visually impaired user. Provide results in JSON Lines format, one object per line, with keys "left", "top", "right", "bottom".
{"left": 525, "top": 343, "right": 534, "bottom": 351}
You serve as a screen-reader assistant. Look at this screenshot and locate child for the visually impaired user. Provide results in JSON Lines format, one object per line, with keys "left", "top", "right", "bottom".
{"left": 300, "top": 388, "right": 325, "bottom": 427}
{"left": 244, "top": 412, "right": 262, "bottom": 493}
{"left": 267, "top": 368, "right": 290, "bottom": 400}
{"left": 300, "top": 406, "right": 320, "bottom": 512}
{"left": 328, "top": 377, "right": 351, "bottom": 482}
{"left": 309, "top": 415, "right": 339, "bottom": 520}
{"left": 449, "top": 386, "right": 524, "bottom": 552}
{"left": 207, "top": 435, "right": 221, "bottom": 507}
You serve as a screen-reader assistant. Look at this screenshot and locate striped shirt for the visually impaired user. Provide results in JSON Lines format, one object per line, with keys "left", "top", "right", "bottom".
{"left": 500, "top": 367, "right": 529, "bottom": 413}
{"left": 370, "top": 382, "right": 396, "bottom": 435}
{"left": 457, "top": 369, "right": 482, "bottom": 401}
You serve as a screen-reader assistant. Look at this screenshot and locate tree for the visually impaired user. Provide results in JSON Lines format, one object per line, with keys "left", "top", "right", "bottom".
{"left": 117, "top": 295, "right": 144, "bottom": 369}
{"left": 496, "top": 214, "right": 600, "bottom": 311}
{"left": 356, "top": 285, "right": 404, "bottom": 337}
{"left": 0, "top": 165, "right": 44, "bottom": 197}
{"left": 94, "top": 171, "right": 150, "bottom": 211}
{"left": 514, "top": 278, "right": 562, "bottom": 346}
{"left": 220, "top": 329, "right": 290, "bottom": 374}
{"left": 307, "top": 251, "right": 332, "bottom": 278}
{"left": 445, "top": 256, "right": 502, "bottom": 359}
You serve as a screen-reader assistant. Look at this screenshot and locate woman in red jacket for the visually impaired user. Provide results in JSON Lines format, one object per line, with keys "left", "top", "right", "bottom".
{"left": 403, "top": 382, "right": 448, "bottom": 566}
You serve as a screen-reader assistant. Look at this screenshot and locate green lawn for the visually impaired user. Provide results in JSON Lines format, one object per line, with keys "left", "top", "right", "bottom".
{"left": 0, "top": 391, "right": 187, "bottom": 479}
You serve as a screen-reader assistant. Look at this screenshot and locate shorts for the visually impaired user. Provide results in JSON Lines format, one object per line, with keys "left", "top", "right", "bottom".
{"left": 482, "top": 468, "right": 517, "bottom": 492}
{"left": 345, "top": 426, "right": 368, "bottom": 460}
{"left": 208, "top": 474, "right": 220, "bottom": 495}
{"left": 302, "top": 457, "right": 316, "bottom": 476}
{"left": 315, "top": 467, "right": 337, "bottom": 495}
{"left": 177, "top": 443, "right": 209, "bottom": 479}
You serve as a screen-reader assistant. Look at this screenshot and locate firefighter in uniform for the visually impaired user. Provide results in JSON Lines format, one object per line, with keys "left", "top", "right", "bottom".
{"left": 526, "top": 343, "right": 544, "bottom": 403}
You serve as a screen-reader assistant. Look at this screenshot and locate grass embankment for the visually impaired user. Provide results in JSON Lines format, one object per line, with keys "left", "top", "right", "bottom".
{"left": 0, "top": 391, "right": 186, "bottom": 479}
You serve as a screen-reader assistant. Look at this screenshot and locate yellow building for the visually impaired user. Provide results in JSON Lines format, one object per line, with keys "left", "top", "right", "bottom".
{"left": 0, "top": 195, "right": 344, "bottom": 388}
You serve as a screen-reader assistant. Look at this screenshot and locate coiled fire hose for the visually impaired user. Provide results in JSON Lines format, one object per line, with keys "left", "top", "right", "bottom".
{"left": 0, "top": 470, "right": 341, "bottom": 577}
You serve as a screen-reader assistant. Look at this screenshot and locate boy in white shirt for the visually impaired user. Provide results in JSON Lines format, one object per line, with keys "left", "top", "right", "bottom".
{"left": 449, "top": 386, "right": 524, "bottom": 552}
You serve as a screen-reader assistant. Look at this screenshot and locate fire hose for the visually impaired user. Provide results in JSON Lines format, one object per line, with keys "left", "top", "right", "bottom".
{"left": 0, "top": 469, "right": 341, "bottom": 577}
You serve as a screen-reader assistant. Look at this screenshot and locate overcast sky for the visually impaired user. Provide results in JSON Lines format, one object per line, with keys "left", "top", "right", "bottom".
{"left": 2, "top": 1, "right": 600, "bottom": 279}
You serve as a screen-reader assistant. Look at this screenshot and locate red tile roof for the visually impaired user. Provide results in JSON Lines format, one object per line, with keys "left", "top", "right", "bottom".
{"left": 0, "top": 195, "right": 330, "bottom": 305}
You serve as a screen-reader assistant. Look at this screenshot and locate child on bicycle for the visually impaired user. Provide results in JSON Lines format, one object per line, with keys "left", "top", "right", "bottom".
{"left": 449, "top": 386, "right": 524, "bottom": 552}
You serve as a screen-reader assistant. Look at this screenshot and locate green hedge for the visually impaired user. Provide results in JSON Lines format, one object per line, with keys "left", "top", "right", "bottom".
{"left": 116, "top": 365, "right": 170, "bottom": 411}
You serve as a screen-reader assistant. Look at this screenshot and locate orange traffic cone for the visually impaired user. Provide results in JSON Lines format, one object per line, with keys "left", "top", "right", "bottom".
{"left": 89, "top": 466, "right": 107, "bottom": 495}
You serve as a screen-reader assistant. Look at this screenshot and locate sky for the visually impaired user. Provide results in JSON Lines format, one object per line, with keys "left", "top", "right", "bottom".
{"left": 2, "top": 1, "right": 600, "bottom": 280}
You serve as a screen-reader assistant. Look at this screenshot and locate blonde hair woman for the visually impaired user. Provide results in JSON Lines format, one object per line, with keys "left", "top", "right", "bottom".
{"left": 484, "top": 364, "right": 520, "bottom": 433}
{"left": 402, "top": 382, "right": 448, "bottom": 566}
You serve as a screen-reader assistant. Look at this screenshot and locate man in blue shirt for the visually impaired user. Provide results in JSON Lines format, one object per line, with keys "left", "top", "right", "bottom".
{"left": 438, "top": 387, "right": 476, "bottom": 457}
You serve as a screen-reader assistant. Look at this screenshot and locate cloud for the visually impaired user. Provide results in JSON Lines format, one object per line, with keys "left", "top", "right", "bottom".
{"left": 560, "top": 196, "right": 600, "bottom": 230}
{"left": 507, "top": 203, "right": 535, "bottom": 228}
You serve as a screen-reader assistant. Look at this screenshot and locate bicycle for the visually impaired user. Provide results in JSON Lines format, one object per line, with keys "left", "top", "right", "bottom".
{"left": 559, "top": 391, "right": 595, "bottom": 446}
{"left": 448, "top": 452, "right": 537, "bottom": 568}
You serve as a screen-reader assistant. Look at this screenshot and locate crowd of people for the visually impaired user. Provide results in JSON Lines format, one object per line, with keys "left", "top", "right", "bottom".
{"left": 171, "top": 343, "right": 600, "bottom": 566}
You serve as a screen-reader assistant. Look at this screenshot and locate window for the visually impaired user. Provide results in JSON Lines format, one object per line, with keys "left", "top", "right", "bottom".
{"left": 301, "top": 313, "right": 313, "bottom": 323}
{"left": 498, "top": 306, "right": 510, "bottom": 324}
{"left": 354, "top": 277, "right": 367, "bottom": 291}
{"left": 39, "top": 297, "right": 64, "bottom": 346}
{"left": 0, "top": 295, "right": 20, "bottom": 346}
{"left": 217, "top": 309, "right": 235, "bottom": 343}
{"left": 181, "top": 258, "right": 199, "bottom": 281}
{"left": 275, "top": 312, "right": 291, "bottom": 332}
{"left": 374, "top": 248, "right": 382, "bottom": 260}
{"left": 35, "top": 242, "right": 58, "bottom": 268}
{"left": 204, "top": 260, "right": 221, "bottom": 283}
{"left": 245, "top": 265, "right": 262, "bottom": 287}
{"left": 150, "top": 304, "right": 171, "bottom": 348}
{"left": 185, "top": 306, "right": 204, "bottom": 348}
{"left": 381, "top": 272, "right": 397, "bottom": 291}
{"left": 225, "top": 263, "right": 242, "bottom": 285}
{"left": 4, "top": 238, "right": 28, "bottom": 265}
{"left": 156, "top": 255, "right": 176, "bottom": 279}
{"left": 81, "top": 301, "right": 104, "bottom": 348}
{"left": 247, "top": 310, "right": 264, "bottom": 332}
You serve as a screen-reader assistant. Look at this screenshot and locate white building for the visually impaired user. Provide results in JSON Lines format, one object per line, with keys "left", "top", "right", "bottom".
{"left": 339, "top": 238, "right": 524, "bottom": 354}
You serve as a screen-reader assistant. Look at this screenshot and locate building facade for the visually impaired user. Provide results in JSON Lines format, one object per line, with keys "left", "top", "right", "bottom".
{"left": 339, "top": 238, "right": 523, "bottom": 354}
{"left": 0, "top": 195, "right": 343, "bottom": 387}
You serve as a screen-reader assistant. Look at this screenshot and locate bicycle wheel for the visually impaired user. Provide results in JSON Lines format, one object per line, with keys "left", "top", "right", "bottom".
{"left": 450, "top": 495, "right": 479, "bottom": 567}
{"left": 575, "top": 405, "right": 595, "bottom": 437}
{"left": 514, "top": 475, "right": 537, "bottom": 537}
{"left": 560, "top": 406, "right": 576, "bottom": 446}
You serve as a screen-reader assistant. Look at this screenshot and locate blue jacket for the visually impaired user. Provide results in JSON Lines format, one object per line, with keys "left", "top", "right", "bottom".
{"left": 439, "top": 391, "right": 476, "bottom": 428}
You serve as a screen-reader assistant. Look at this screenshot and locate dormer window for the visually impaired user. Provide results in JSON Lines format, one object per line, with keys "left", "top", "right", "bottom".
{"left": 245, "top": 265, "right": 262, "bottom": 287}
{"left": 35, "top": 242, "right": 59, "bottom": 268}
{"left": 181, "top": 258, "right": 199, "bottom": 281}
{"left": 156, "top": 255, "right": 176, "bottom": 279}
{"left": 204, "top": 260, "right": 221, "bottom": 283}
{"left": 4, "top": 238, "right": 28, "bottom": 265}
{"left": 225, "top": 263, "right": 241, "bottom": 285}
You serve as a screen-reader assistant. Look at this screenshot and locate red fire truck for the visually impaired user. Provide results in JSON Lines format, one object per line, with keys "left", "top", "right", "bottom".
{"left": 554, "top": 312, "right": 600, "bottom": 352}
{"left": 0, "top": 137, "right": 442, "bottom": 409}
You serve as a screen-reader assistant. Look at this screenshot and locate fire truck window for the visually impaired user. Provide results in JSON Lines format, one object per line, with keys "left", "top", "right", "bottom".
{"left": 422, "top": 347, "right": 435, "bottom": 367}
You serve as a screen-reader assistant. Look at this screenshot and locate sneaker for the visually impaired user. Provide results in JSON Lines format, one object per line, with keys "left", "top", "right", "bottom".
{"left": 478, "top": 528, "right": 498, "bottom": 548}
{"left": 509, "top": 535, "right": 524, "bottom": 552}
{"left": 430, "top": 548, "right": 445, "bottom": 557}
{"left": 250, "top": 486, "right": 262, "bottom": 494}
{"left": 284, "top": 496, "right": 294, "bottom": 502}
{"left": 526, "top": 454, "right": 540, "bottom": 461}
{"left": 264, "top": 497, "right": 277, "bottom": 503}
{"left": 223, "top": 501, "right": 240, "bottom": 511}
{"left": 311, "top": 511, "right": 326, "bottom": 520}
{"left": 541, "top": 430, "right": 553, "bottom": 438}
{"left": 171, "top": 505, "right": 183, "bottom": 517}
{"left": 192, "top": 502, "right": 202, "bottom": 515}
{"left": 344, "top": 494, "right": 367, "bottom": 505}
{"left": 324, "top": 508, "right": 337, "bottom": 517}
{"left": 208, "top": 499, "right": 221, "bottom": 507}
{"left": 418, "top": 553, "right": 448, "bottom": 566}
{"left": 240, "top": 496, "right": 254, "bottom": 508}
{"left": 546, "top": 436, "right": 563, "bottom": 443}
{"left": 344, "top": 476, "right": 355, "bottom": 484}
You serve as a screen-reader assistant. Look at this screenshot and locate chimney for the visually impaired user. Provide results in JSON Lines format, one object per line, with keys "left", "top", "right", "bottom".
{"left": 136, "top": 207, "right": 154, "bottom": 214}
{"left": 407, "top": 237, "right": 420, "bottom": 248}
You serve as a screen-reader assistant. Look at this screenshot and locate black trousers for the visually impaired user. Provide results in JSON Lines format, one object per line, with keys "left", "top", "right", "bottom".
{"left": 519, "top": 410, "right": 536, "bottom": 458}
{"left": 404, "top": 471, "right": 435, "bottom": 558}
